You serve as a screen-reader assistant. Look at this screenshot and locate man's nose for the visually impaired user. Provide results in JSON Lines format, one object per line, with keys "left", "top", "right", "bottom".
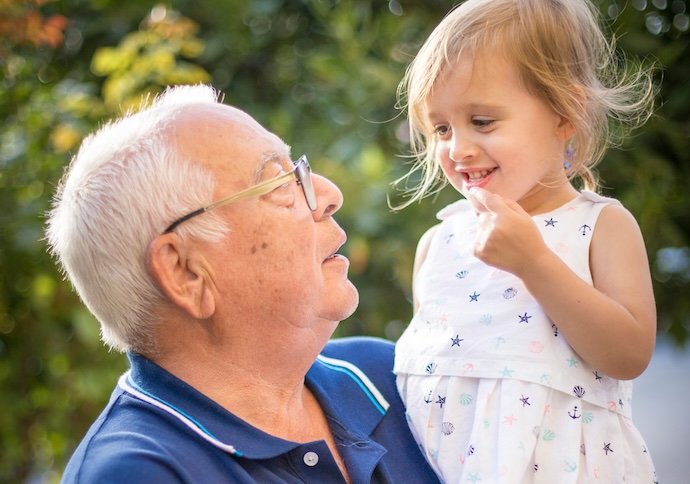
{"left": 311, "top": 173, "right": 343, "bottom": 219}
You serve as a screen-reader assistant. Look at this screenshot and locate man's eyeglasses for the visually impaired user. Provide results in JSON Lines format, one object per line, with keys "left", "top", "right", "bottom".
{"left": 164, "top": 155, "right": 316, "bottom": 234}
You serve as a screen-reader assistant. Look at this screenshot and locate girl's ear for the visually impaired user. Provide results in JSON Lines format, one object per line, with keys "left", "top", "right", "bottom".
{"left": 146, "top": 234, "right": 215, "bottom": 320}
{"left": 557, "top": 115, "right": 577, "bottom": 141}
{"left": 558, "top": 84, "right": 586, "bottom": 141}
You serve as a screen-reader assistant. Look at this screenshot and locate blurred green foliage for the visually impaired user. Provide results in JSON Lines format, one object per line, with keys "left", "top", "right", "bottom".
{"left": 0, "top": 0, "right": 688, "bottom": 481}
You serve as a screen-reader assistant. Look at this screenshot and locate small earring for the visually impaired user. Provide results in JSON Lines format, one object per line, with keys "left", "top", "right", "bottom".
{"left": 563, "top": 147, "right": 575, "bottom": 170}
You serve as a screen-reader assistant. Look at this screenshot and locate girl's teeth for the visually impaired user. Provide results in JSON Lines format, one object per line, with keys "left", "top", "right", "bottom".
{"left": 468, "top": 170, "right": 491, "bottom": 180}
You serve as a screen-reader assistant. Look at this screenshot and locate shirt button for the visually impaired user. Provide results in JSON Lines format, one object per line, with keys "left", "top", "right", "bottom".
{"left": 303, "top": 451, "right": 319, "bottom": 467}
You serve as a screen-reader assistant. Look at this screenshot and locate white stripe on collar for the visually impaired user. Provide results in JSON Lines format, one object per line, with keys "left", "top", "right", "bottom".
{"left": 118, "top": 372, "right": 241, "bottom": 455}
{"left": 316, "top": 355, "right": 390, "bottom": 414}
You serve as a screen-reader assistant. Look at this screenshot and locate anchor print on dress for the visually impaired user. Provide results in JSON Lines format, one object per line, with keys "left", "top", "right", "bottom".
{"left": 579, "top": 224, "right": 592, "bottom": 236}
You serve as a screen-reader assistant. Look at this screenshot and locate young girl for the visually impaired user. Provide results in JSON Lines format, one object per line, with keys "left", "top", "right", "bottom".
{"left": 393, "top": 0, "right": 657, "bottom": 482}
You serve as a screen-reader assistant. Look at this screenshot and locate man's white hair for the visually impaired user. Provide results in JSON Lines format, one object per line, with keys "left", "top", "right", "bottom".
{"left": 46, "top": 84, "right": 229, "bottom": 353}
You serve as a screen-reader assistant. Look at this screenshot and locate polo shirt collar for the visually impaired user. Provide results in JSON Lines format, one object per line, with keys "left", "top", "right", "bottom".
{"left": 123, "top": 352, "right": 389, "bottom": 460}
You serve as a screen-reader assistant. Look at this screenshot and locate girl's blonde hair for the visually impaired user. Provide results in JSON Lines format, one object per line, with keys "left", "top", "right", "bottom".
{"left": 393, "top": 0, "right": 656, "bottom": 208}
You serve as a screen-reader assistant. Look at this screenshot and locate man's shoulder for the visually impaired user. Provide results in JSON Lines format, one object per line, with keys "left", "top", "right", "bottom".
{"left": 61, "top": 390, "right": 182, "bottom": 483}
{"left": 61, "top": 384, "right": 238, "bottom": 483}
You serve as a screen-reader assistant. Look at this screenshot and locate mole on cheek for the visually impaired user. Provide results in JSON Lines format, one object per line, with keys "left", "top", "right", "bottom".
{"left": 250, "top": 243, "right": 268, "bottom": 254}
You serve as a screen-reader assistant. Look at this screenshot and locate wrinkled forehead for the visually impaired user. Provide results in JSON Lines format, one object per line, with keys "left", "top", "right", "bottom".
{"left": 171, "top": 103, "right": 287, "bottom": 163}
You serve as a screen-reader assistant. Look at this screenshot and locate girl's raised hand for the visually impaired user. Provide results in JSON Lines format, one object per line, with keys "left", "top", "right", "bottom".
{"left": 467, "top": 187, "right": 549, "bottom": 276}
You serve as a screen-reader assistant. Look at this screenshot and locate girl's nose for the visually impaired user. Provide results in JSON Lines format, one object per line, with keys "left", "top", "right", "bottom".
{"left": 448, "top": 131, "right": 479, "bottom": 163}
{"left": 311, "top": 173, "right": 343, "bottom": 220}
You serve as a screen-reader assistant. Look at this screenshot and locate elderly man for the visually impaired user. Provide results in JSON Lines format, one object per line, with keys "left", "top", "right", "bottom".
{"left": 46, "top": 85, "right": 438, "bottom": 483}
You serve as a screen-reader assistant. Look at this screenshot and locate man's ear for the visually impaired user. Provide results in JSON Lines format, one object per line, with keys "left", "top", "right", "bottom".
{"left": 147, "top": 234, "right": 215, "bottom": 320}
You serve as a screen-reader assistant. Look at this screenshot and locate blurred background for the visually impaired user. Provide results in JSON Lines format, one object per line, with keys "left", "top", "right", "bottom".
{"left": 0, "top": 0, "right": 688, "bottom": 482}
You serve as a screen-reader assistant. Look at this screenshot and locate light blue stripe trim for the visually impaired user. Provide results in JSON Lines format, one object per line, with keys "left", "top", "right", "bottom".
{"left": 316, "top": 355, "right": 390, "bottom": 416}
{"left": 118, "top": 372, "right": 242, "bottom": 456}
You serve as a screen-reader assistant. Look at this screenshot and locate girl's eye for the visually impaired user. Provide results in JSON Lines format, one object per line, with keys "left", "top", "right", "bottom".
{"left": 472, "top": 118, "right": 495, "bottom": 129}
{"left": 432, "top": 124, "right": 451, "bottom": 138}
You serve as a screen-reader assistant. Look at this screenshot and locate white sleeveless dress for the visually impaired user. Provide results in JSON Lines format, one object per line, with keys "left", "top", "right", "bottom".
{"left": 394, "top": 191, "right": 657, "bottom": 483}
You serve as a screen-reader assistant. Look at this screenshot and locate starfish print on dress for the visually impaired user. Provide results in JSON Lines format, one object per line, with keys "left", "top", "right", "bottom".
{"left": 518, "top": 312, "right": 532, "bottom": 323}
{"left": 520, "top": 395, "right": 530, "bottom": 407}
{"left": 499, "top": 367, "right": 514, "bottom": 377}
{"left": 466, "top": 473, "right": 481, "bottom": 483}
{"left": 566, "top": 356, "right": 579, "bottom": 367}
{"left": 544, "top": 218, "right": 558, "bottom": 227}
{"left": 451, "top": 335, "right": 464, "bottom": 347}
{"left": 436, "top": 395, "right": 446, "bottom": 408}
{"left": 503, "top": 414, "right": 518, "bottom": 425}
{"left": 469, "top": 292, "right": 480, "bottom": 302}
{"left": 593, "top": 370, "right": 603, "bottom": 382}
{"left": 603, "top": 442, "right": 613, "bottom": 455}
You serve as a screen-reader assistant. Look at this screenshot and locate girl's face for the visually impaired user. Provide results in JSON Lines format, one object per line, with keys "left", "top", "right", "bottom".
{"left": 425, "top": 50, "right": 577, "bottom": 214}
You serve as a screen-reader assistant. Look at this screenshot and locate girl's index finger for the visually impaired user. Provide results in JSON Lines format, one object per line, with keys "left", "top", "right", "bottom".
{"left": 468, "top": 187, "right": 505, "bottom": 214}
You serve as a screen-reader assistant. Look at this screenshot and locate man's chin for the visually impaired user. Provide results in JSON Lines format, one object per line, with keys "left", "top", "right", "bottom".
{"left": 327, "top": 284, "right": 359, "bottom": 323}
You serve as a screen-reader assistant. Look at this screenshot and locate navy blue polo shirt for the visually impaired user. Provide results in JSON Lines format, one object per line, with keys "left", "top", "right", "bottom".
{"left": 61, "top": 337, "right": 439, "bottom": 483}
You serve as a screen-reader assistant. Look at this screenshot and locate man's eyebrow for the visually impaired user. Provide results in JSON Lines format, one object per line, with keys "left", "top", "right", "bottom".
{"left": 253, "top": 145, "right": 292, "bottom": 181}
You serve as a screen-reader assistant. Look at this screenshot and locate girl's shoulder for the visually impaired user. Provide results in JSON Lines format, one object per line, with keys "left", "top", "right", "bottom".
{"left": 578, "top": 190, "right": 623, "bottom": 208}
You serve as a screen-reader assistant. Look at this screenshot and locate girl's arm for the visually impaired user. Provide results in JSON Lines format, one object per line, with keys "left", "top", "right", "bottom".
{"left": 470, "top": 188, "right": 656, "bottom": 380}
{"left": 412, "top": 224, "right": 440, "bottom": 314}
